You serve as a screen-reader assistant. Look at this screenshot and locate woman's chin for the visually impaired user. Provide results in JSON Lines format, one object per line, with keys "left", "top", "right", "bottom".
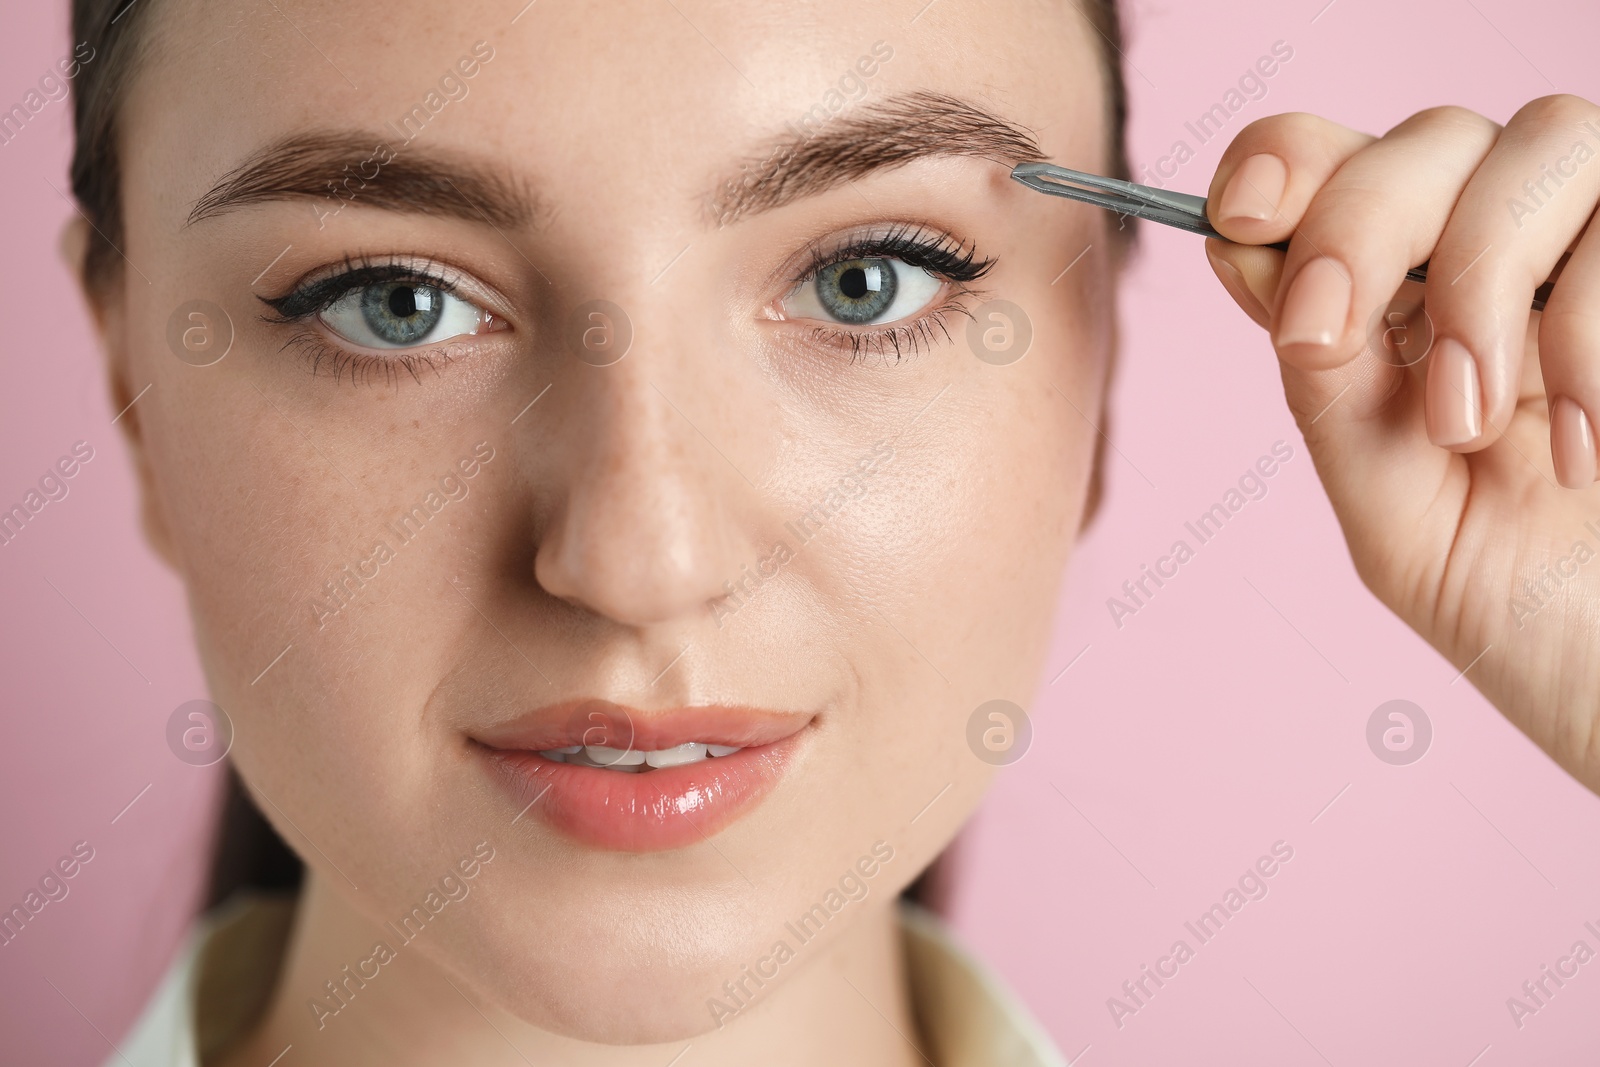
{"left": 466, "top": 949, "right": 769, "bottom": 1046}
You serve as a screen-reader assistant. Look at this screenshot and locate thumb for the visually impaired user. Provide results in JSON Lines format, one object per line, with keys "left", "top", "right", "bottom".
{"left": 1203, "top": 235, "right": 1427, "bottom": 450}
{"left": 1203, "top": 236, "right": 1401, "bottom": 435}
{"left": 1204, "top": 239, "right": 1285, "bottom": 332}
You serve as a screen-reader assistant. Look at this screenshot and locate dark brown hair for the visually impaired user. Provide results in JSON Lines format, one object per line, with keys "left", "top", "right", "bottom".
{"left": 70, "top": 0, "right": 1136, "bottom": 295}
{"left": 68, "top": 0, "right": 1135, "bottom": 911}
{"left": 69, "top": 0, "right": 153, "bottom": 295}
{"left": 1081, "top": 0, "right": 1135, "bottom": 185}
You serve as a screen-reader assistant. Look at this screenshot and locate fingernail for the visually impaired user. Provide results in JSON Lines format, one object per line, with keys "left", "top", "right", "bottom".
{"left": 1274, "top": 257, "right": 1351, "bottom": 350}
{"left": 1424, "top": 338, "right": 1483, "bottom": 447}
{"left": 1215, "top": 153, "right": 1289, "bottom": 225}
{"left": 1550, "top": 395, "right": 1597, "bottom": 488}
{"left": 1207, "top": 250, "right": 1269, "bottom": 322}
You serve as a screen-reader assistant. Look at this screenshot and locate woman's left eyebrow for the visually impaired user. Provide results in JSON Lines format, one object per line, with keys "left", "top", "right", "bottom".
{"left": 185, "top": 131, "right": 538, "bottom": 229}
{"left": 706, "top": 90, "right": 1047, "bottom": 226}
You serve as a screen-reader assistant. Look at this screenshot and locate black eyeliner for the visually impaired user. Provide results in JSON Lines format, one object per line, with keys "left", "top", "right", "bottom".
{"left": 258, "top": 255, "right": 459, "bottom": 322}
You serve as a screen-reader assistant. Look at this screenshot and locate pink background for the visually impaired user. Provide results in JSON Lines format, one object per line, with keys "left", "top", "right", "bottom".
{"left": 3, "top": 1, "right": 1598, "bottom": 1063}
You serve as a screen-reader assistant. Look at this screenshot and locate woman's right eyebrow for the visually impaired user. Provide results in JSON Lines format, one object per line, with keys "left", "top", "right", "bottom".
{"left": 185, "top": 132, "right": 538, "bottom": 229}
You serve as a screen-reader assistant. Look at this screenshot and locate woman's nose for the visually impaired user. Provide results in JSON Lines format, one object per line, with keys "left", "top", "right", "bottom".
{"left": 532, "top": 354, "right": 756, "bottom": 629}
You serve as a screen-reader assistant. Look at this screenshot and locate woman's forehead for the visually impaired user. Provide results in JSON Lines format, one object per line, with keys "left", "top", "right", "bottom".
{"left": 127, "top": 0, "right": 1106, "bottom": 224}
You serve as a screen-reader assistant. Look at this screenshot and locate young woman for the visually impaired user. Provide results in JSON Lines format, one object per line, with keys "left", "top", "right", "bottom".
{"left": 65, "top": 0, "right": 1600, "bottom": 1062}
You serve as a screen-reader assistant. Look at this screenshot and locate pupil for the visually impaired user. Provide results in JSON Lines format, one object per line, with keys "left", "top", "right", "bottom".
{"left": 359, "top": 282, "right": 443, "bottom": 345}
{"left": 388, "top": 286, "right": 418, "bottom": 318}
{"left": 839, "top": 268, "right": 868, "bottom": 300}
{"left": 817, "top": 259, "right": 895, "bottom": 325}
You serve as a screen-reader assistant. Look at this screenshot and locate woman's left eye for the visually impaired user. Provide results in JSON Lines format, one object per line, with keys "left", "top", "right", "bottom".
{"left": 320, "top": 281, "right": 496, "bottom": 349}
{"left": 782, "top": 257, "right": 944, "bottom": 326}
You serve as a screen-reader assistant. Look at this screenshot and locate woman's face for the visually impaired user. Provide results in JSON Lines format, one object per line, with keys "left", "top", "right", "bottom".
{"left": 106, "top": 0, "right": 1113, "bottom": 1041}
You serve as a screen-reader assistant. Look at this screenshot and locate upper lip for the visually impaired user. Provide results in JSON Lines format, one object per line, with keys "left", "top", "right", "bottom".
{"left": 471, "top": 698, "right": 814, "bottom": 753}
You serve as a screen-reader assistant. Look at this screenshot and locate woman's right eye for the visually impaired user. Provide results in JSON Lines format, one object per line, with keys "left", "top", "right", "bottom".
{"left": 319, "top": 280, "right": 500, "bottom": 350}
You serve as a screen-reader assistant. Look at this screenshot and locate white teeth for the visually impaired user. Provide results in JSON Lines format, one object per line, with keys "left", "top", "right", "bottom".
{"left": 562, "top": 748, "right": 644, "bottom": 771}
{"left": 548, "top": 743, "right": 744, "bottom": 770}
{"left": 585, "top": 745, "right": 645, "bottom": 766}
{"left": 585, "top": 757, "right": 644, "bottom": 772}
{"left": 644, "top": 743, "right": 707, "bottom": 768}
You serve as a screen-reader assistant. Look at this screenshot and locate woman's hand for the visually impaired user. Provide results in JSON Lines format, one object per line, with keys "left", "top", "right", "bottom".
{"left": 1203, "top": 96, "right": 1600, "bottom": 795}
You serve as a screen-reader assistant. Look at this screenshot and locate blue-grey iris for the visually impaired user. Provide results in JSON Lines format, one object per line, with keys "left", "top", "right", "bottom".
{"left": 360, "top": 283, "right": 442, "bottom": 345}
{"left": 816, "top": 259, "right": 897, "bottom": 324}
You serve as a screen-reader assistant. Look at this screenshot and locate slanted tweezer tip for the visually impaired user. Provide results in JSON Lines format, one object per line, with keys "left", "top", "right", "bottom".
{"left": 1010, "top": 161, "right": 1065, "bottom": 189}
{"left": 1010, "top": 160, "right": 1223, "bottom": 240}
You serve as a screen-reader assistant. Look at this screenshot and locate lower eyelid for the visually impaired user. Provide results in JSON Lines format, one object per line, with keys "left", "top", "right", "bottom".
{"left": 282, "top": 321, "right": 508, "bottom": 385}
{"left": 796, "top": 299, "right": 975, "bottom": 365}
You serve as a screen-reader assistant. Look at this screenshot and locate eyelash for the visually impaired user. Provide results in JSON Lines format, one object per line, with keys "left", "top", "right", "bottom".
{"left": 259, "top": 254, "right": 479, "bottom": 386}
{"left": 789, "top": 223, "right": 995, "bottom": 364}
{"left": 259, "top": 230, "right": 994, "bottom": 384}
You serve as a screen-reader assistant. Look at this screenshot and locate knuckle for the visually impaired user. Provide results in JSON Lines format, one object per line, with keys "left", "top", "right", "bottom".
{"left": 1539, "top": 304, "right": 1600, "bottom": 373}
{"left": 1237, "top": 110, "right": 1324, "bottom": 144}
{"left": 1393, "top": 105, "right": 1496, "bottom": 139}
{"left": 1511, "top": 93, "right": 1600, "bottom": 132}
{"left": 1296, "top": 181, "right": 1396, "bottom": 255}
{"left": 1225, "top": 111, "right": 1326, "bottom": 160}
{"left": 1304, "top": 174, "right": 1386, "bottom": 218}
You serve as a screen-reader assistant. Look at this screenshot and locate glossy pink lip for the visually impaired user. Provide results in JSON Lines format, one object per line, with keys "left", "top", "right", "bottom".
{"left": 472, "top": 699, "right": 812, "bottom": 852}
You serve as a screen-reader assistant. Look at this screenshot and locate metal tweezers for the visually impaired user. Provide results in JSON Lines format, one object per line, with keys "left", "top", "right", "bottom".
{"left": 1011, "top": 162, "right": 1554, "bottom": 312}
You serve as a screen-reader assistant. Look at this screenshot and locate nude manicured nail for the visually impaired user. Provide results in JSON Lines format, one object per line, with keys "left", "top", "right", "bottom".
{"left": 1215, "top": 153, "right": 1288, "bottom": 224}
{"left": 1274, "top": 257, "right": 1351, "bottom": 350}
{"left": 1424, "top": 339, "right": 1483, "bottom": 447}
{"left": 1550, "top": 395, "right": 1597, "bottom": 488}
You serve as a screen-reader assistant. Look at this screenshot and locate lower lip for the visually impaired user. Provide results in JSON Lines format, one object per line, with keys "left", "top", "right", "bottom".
{"left": 477, "top": 736, "right": 802, "bottom": 852}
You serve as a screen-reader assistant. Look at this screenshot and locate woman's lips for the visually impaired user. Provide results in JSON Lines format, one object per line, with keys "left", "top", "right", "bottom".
{"left": 472, "top": 700, "right": 812, "bottom": 852}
